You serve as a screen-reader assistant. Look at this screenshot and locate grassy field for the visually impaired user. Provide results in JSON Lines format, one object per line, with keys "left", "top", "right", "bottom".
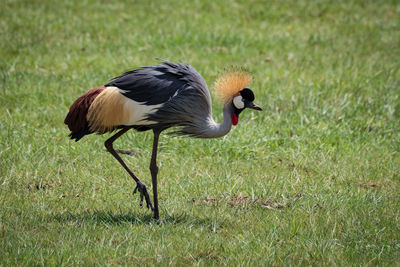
{"left": 1, "top": 0, "right": 399, "bottom": 265}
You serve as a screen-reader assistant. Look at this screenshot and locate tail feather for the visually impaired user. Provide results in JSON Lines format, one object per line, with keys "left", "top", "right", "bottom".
{"left": 64, "top": 86, "right": 105, "bottom": 141}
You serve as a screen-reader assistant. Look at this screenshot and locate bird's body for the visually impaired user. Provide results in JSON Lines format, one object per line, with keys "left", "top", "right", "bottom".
{"left": 66, "top": 61, "right": 224, "bottom": 140}
{"left": 65, "top": 60, "right": 261, "bottom": 219}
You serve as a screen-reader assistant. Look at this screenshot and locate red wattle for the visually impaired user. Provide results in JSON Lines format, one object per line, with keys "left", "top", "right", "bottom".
{"left": 232, "top": 113, "right": 238, "bottom": 126}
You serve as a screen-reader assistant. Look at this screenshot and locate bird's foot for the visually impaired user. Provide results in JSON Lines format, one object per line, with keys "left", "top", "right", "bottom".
{"left": 133, "top": 182, "right": 154, "bottom": 210}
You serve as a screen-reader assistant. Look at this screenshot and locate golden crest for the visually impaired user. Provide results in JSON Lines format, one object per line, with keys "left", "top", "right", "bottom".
{"left": 214, "top": 71, "right": 252, "bottom": 103}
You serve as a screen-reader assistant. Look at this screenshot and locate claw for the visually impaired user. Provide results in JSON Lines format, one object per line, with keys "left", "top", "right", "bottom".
{"left": 132, "top": 182, "right": 154, "bottom": 211}
{"left": 139, "top": 190, "right": 144, "bottom": 207}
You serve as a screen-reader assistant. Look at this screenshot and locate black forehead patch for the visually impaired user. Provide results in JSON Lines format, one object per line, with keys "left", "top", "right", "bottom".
{"left": 240, "top": 88, "right": 255, "bottom": 101}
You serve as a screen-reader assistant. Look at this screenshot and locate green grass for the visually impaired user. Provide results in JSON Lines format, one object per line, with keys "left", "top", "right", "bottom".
{"left": 1, "top": 0, "right": 399, "bottom": 265}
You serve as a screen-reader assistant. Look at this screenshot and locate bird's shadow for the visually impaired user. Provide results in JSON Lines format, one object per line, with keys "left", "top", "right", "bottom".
{"left": 52, "top": 209, "right": 212, "bottom": 226}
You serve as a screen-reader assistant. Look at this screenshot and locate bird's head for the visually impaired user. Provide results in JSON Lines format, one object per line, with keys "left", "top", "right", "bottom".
{"left": 214, "top": 70, "right": 262, "bottom": 126}
{"left": 231, "top": 88, "right": 262, "bottom": 126}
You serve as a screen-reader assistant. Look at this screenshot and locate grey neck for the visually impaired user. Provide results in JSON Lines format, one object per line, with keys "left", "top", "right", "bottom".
{"left": 203, "top": 103, "right": 233, "bottom": 138}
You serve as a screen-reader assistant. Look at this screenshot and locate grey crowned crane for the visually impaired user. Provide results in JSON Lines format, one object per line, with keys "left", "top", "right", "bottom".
{"left": 64, "top": 60, "right": 262, "bottom": 219}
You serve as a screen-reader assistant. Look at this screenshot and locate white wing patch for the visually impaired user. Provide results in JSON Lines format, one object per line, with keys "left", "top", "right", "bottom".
{"left": 87, "top": 86, "right": 164, "bottom": 133}
{"left": 121, "top": 90, "right": 163, "bottom": 126}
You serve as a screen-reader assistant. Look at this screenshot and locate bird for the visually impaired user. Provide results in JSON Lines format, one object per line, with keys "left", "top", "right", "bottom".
{"left": 64, "top": 60, "right": 262, "bottom": 219}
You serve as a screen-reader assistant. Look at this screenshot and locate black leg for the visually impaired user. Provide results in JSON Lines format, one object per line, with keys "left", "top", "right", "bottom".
{"left": 104, "top": 127, "right": 153, "bottom": 210}
{"left": 150, "top": 129, "right": 161, "bottom": 220}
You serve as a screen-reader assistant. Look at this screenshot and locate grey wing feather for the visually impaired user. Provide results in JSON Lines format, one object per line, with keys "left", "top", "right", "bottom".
{"left": 107, "top": 60, "right": 213, "bottom": 137}
{"left": 105, "top": 61, "right": 187, "bottom": 105}
{"left": 146, "top": 61, "right": 214, "bottom": 137}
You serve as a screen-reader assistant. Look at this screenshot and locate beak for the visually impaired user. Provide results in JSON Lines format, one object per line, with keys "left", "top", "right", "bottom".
{"left": 247, "top": 102, "right": 263, "bottom": 111}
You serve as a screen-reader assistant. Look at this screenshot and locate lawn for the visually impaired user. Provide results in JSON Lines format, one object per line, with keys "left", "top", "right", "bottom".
{"left": 1, "top": 0, "right": 399, "bottom": 265}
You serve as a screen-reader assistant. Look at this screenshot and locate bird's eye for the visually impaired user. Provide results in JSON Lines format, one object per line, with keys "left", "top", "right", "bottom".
{"left": 233, "top": 95, "right": 245, "bottom": 109}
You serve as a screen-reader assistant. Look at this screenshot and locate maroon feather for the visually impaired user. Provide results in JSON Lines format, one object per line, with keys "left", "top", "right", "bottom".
{"left": 64, "top": 86, "right": 105, "bottom": 140}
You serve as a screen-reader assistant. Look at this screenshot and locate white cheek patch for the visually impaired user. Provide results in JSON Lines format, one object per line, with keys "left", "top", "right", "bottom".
{"left": 233, "top": 95, "right": 245, "bottom": 109}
